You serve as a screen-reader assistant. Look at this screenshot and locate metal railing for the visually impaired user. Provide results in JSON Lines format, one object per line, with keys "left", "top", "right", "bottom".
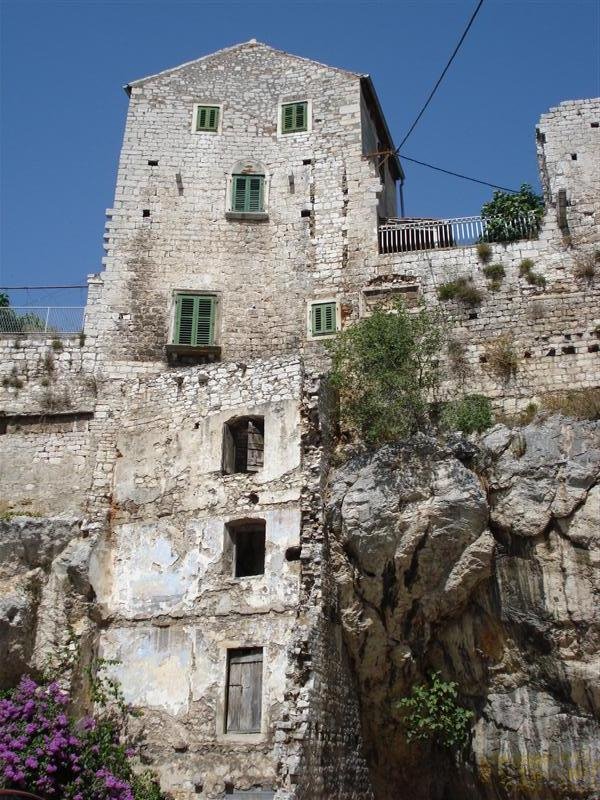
{"left": 378, "top": 213, "right": 540, "bottom": 254}
{"left": 0, "top": 306, "right": 85, "bottom": 335}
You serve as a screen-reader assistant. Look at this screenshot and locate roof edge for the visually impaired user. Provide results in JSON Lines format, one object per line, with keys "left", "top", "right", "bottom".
{"left": 360, "top": 76, "right": 404, "bottom": 181}
{"left": 124, "top": 39, "right": 361, "bottom": 95}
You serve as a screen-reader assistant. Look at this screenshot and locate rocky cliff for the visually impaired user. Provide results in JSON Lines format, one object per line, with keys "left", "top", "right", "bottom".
{"left": 327, "top": 416, "right": 600, "bottom": 800}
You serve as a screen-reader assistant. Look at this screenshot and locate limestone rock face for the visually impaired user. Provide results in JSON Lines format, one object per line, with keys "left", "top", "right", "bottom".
{"left": 327, "top": 417, "right": 600, "bottom": 800}
{"left": 0, "top": 517, "right": 94, "bottom": 687}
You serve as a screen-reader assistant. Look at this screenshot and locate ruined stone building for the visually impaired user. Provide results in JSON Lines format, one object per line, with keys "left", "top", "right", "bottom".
{"left": 0, "top": 40, "right": 599, "bottom": 800}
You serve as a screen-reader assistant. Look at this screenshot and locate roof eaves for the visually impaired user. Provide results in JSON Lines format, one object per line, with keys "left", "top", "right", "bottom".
{"left": 360, "top": 75, "right": 404, "bottom": 182}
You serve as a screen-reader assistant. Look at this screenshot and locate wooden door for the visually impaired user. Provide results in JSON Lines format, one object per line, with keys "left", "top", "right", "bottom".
{"left": 226, "top": 649, "right": 263, "bottom": 733}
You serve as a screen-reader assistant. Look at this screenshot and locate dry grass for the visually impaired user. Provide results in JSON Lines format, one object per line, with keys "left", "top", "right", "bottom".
{"left": 484, "top": 334, "right": 519, "bottom": 381}
{"left": 542, "top": 388, "right": 600, "bottom": 420}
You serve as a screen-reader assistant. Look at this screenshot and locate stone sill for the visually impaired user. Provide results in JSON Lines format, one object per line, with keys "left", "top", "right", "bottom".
{"left": 165, "top": 344, "right": 221, "bottom": 364}
{"left": 225, "top": 211, "right": 269, "bottom": 222}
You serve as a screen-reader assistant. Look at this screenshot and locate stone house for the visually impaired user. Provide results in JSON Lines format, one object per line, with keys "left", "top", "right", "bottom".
{"left": 0, "top": 39, "right": 598, "bottom": 800}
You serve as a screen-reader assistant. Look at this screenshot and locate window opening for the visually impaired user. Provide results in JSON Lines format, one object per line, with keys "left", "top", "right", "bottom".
{"left": 281, "top": 102, "right": 308, "bottom": 133}
{"left": 311, "top": 302, "right": 336, "bottom": 336}
{"left": 228, "top": 519, "right": 266, "bottom": 578}
{"left": 222, "top": 416, "right": 264, "bottom": 474}
{"left": 225, "top": 648, "right": 263, "bottom": 733}
{"left": 173, "top": 294, "right": 216, "bottom": 347}
{"left": 231, "top": 175, "right": 265, "bottom": 213}
{"left": 195, "top": 105, "right": 220, "bottom": 132}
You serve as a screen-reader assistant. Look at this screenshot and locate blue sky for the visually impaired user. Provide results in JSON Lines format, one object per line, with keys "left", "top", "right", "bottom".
{"left": 1, "top": 0, "right": 598, "bottom": 305}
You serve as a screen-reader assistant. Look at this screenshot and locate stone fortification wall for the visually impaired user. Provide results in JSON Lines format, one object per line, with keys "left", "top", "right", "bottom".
{"left": 0, "top": 335, "right": 96, "bottom": 416}
{"left": 371, "top": 232, "right": 600, "bottom": 412}
{"left": 537, "top": 98, "right": 599, "bottom": 246}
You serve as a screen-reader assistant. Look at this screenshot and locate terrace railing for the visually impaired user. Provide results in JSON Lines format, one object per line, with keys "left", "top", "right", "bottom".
{"left": 378, "top": 213, "right": 540, "bottom": 254}
{"left": 0, "top": 306, "right": 85, "bottom": 335}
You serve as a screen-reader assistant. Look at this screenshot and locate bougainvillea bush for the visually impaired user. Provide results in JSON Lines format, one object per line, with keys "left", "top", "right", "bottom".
{"left": 0, "top": 676, "right": 164, "bottom": 800}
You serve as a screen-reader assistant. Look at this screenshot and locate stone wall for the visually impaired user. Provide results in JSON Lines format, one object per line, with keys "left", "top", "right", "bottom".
{"left": 85, "top": 356, "right": 312, "bottom": 799}
{"left": 0, "top": 335, "right": 97, "bottom": 416}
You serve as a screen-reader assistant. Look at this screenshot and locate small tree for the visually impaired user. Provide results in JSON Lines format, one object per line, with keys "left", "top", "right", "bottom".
{"left": 481, "top": 183, "right": 544, "bottom": 243}
{"left": 0, "top": 292, "right": 9, "bottom": 308}
{"left": 327, "top": 299, "right": 445, "bottom": 445}
{"left": 396, "top": 671, "right": 473, "bottom": 751}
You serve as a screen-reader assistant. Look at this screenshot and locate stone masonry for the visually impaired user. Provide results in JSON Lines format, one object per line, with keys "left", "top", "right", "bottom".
{"left": 0, "top": 39, "right": 598, "bottom": 800}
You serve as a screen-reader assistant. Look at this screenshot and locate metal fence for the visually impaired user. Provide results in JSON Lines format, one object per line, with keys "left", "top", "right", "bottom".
{"left": 0, "top": 306, "right": 85, "bottom": 335}
{"left": 378, "top": 213, "right": 540, "bottom": 254}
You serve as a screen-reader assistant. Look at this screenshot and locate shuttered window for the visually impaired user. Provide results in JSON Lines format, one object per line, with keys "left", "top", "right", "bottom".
{"left": 195, "top": 105, "right": 219, "bottom": 132}
{"left": 226, "top": 648, "right": 263, "bottom": 733}
{"left": 231, "top": 175, "right": 265, "bottom": 213}
{"left": 174, "top": 294, "right": 216, "bottom": 346}
{"left": 311, "top": 302, "right": 337, "bottom": 336}
{"left": 281, "top": 102, "right": 308, "bottom": 133}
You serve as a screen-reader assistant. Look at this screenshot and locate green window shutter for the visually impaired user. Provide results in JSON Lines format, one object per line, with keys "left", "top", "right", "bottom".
{"left": 312, "top": 302, "right": 336, "bottom": 336}
{"left": 282, "top": 102, "right": 308, "bottom": 133}
{"left": 233, "top": 176, "right": 248, "bottom": 211}
{"left": 174, "top": 294, "right": 215, "bottom": 346}
{"left": 232, "top": 175, "right": 264, "bottom": 212}
{"left": 196, "top": 105, "right": 219, "bottom": 132}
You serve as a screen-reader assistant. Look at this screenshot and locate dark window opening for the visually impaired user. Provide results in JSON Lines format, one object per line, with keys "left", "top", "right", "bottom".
{"left": 222, "top": 416, "right": 264, "bottom": 474}
{"left": 148, "top": 160, "right": 159, "bottom": 166}
{"left": 228, "top": 519, "right": 266, "bottom": 578}
{"left": 591, "top": 122, "right": 599, "bottom": 128}
{"left": 302, "top": 158, "right": 313, "bottom": 165}
{"left": 301, "top": 209, "right": 311, "bottom": 218}
{"left": 285, "top": 546, "right": 301, "bottom": 562}
{"left": 142, "top": 209, "right": 151, "bottom": 218}
{"left": 571, "top": 153, "right": 578, "bottom": 161}
{"left": 225, "top": 648, "right": 263, "bottom": 733}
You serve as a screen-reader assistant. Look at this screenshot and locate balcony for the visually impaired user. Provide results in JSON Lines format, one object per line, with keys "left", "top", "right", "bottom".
{"left": 378, "top": 213, "right": 540, "bottom": 255}
{"left": 0, "top": 306, "right": 85, "bottom": 335}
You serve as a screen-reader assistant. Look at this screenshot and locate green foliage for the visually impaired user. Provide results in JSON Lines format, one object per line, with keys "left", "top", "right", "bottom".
{"left": 51, "top": 338, "right": 64, "bottom": 351}
{"left": 327, "top": 299, "right": 445, "bottom": 445}
{"left": 519, "top": 258, "right": 546, "bottom": 288}
{"left": 440, "top": 394, "right": 493, "bottom": 434}
{"left": 481, "top": 183, "right": 544, "bottom": 243}
{"left": 476, "top": 242, "right": 493, "bottom": 264}
{"left": 396, "top": 672, "right": 473, "bottom": 750}
{"left": 437, "top": 277, "right": 483, "bottom": 306}
{"left": 0, "top": 293, "right": 8, "bottom": 308}
{"left": 482, "top": 263, "right": 505, "bottom": 282}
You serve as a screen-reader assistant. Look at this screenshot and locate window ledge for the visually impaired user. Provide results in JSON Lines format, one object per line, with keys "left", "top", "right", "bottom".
{"left": 165, "top": 344, "right": 221, "bottom": 364}
{"left": 225, "top": 211, "right": 269, "bottom": 222}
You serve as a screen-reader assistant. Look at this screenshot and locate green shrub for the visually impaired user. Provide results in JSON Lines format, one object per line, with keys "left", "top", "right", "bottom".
{"left": 437, "top": 277, "right": 483, "bottom": 306}
{"left": 483, "top": 263, "right": 505, "bottom": 282}
{"left": 441, "top": 394, "right": 493, "bottom": 434}
{"left": 481, "top": 184, "right": 544, "bottom": 243}
{"left": 574, "top": 253, "right": 596, "bottom": 281}
{"left": 476, "top": 242, "right": 493, "bottom": 264}
{"left": 396, "top": 671, "right": 473, "bottom": 750}
{"left": 519, "top": 258, "right": 546, "bottom": 288}
{"left": 327, "top": 299, "right": 445, "bottom": 445}
{"left": 51, "top": 337, "right": 64, "bottom": 351}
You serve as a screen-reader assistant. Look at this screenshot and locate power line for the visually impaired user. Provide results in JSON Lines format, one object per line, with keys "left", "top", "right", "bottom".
{"left": 397, "top": 0, "right": 485, "bottom": 151}
{"left": 399, "top": 153, "right": 518, "bottom": 193}
{"left": 0, "top": 285, "right": 88, "bottom": 290}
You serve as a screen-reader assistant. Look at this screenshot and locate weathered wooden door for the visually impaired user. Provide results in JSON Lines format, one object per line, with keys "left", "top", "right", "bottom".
{"left": 246, "top": 420, "right": 264, "bottom": 472}
{"left": 226, "top": 649, "right": 263, "bottom": 733}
